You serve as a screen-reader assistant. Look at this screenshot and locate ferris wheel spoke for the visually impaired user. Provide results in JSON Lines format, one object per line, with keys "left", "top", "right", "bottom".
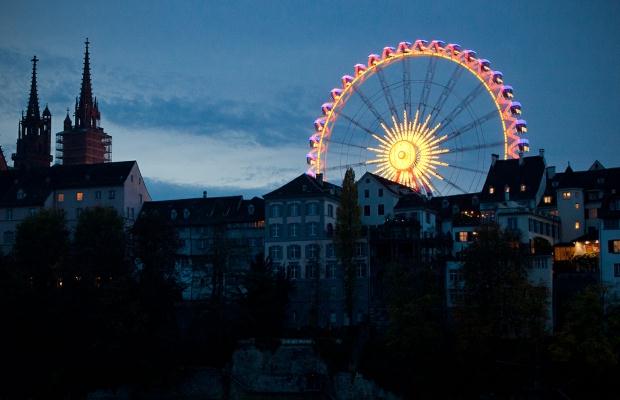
{"left": 325, "top": 161, "right": 369, "bottom": 172}
{"left": 376, "top": 66, "right": 399, "bottom": 122}
{"left": 439, "top": 176, "right": 469, "bottom": 194}
{"left": 352, "top": 84, "right": 387, "bottom": 125}
{"left": 339, "top": 112, "right": 380, "bottom": 137}
{"left": 402, "top": 58, "right": 412, "bottom": 118}
{"left": 447, "top": 140, "right": 504, "bottom": 154}
{"left": 445, "top": 109, "right": 497, "bottom": 142}
{"left": 418, "top": 56, "right": 438, "bottom": 117}
{"left": 326, "top": 138, "right": 370, "bottom": 151}
{"left": 445, "top": 164, "right": 487, "bottom": 175}
{"left": 429, "top": 65, "right": 464, "bottom": 126}
{"left": 439, "top": 84, "right": 485, "bottom": 129}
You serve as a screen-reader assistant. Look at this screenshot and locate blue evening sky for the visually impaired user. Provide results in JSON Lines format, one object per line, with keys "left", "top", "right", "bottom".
{"left": 0, "top": 0, "right": 618, "bottom": 199}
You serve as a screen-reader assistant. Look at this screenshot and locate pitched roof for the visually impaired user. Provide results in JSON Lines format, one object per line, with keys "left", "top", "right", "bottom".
{"left": 263, "top": 173, "right": 341, "bottom": 200}
{"left": 394, "top": 192, "right": 430, "bottom": 210}
{"left": 361, "top": 172, "right": 415, "bottom": 196}
{"left": 431, "top": 192, "right": 481, "bottom": 218}
{"left": 551, "top": 166, "right": 620, "bottom": 192}
{"left": 480, "top": 156, "right": 546, "bottom": 202}
{"left": 0, "top": 161, "right": 136, "bottom": 207}
{"left": 140, "top": 195, "right": 264, "bottom": 226}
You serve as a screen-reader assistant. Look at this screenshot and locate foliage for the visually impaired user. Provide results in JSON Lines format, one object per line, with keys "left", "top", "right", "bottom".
{"left": 13, "top": 209, "right": 69, "bottom": 289}
{"left": 73, "top": 207, "right": 128, "bottom": 284}
{"left": 335, "top": 168, "right": 361, "bottom": 322}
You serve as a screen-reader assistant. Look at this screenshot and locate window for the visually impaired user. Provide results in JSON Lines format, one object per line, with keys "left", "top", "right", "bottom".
{"left": 327, "top": 204, "right": 334, "bottom": 217}
{"left": 108, "top": 190, "right": 116, "bottom": 200}
{"left": 289, "top": 203, "right": 299, "bottom": 217}
{"left": 575, "top": 203, "right": 580, "bottom": 209}
{"left": 457, "top": 231, "right": 469, "bottom": 242}
{"left": 306, "top": 202, "right": 318, "bottom": 216}
{"left": 57, "top": 193, "right": 64, "bottom": 202}
{"left": 271, "top": 204, "right": 281, "bottom": 217}
{"left": 489, "top": 186, "right": 495, "bottom": 194}
{"left": 29, "top": 208, "right": 36, "bottom": 216}
{"left": 199, "top": 239, "right": 207, "bottom": 250}
{"left": 76, "top": 208, "right": 83, "bottom": 218}
{"left": 139, "top": 194, "right": 143, "bottom": 204}
{"left": 543, "top": 196, "right": 552, "bottom": 204}
{"left": 608, "top": 240, "right": 620, "bottom": 254}
{"left": 289, "top": 223, "right": 299, "bottom": 237}
{"left": 5, "top": 208, "right": 13, "bottom": 221}
{"left": 95, "top": 191, "right": 102, "bottom": 200}
{"left": 604, "top": 219, "right": 620, "bottom": 230}
{"left": 520, "top": 184, "right": 526, "bottom": 192}
{"left": 306, "top": 263, "right": 319, "bottom": 279}
{"left": 614, "top": 264, "right": 620, "bottom": 278}
{"left": 269, "top": 246, "right": 283, "bottom": 260}
{"left": 364, "top": 205, "right": 370, "bottom": 216}
{"left": 170, "top": 209, "right": 177, "bottom": 220}
{"left": 588, "top": 208, "right": 598, "bottom": 219}
{"left": 270, "top": 224, "right": 281, "bottom": 238}
{"left": 326, "top": 223, "right": 334, "bottom": 237}
{"left": 356, "top": 263, "right": 367, "bottom": 278}
{"left": 562, "top": 191, "right": 571, "bottom": 199}
{"left": 287, "top": 263, "right": 300, "bottom": 279}
{"left": 449, "top": 270, "right": 463, "bottom": 283}
{"left": 504, "top": 185, "right": 510, "bottom": 193}
{"left": 575, "top": 221, "right": 580, "bottom": 230}
{"left": 378, "top": 188, "right": 384, "bottom": 197}
{"left": 326, "top": 243, "right": 335, "bottom": 258}
{"left": 16, "top": 189, "right": 25, "bottom": 200}
{"left": 306, "top": 244, "right": 320, "bottom": 259}
{"left": 287, "top": 245, "right": 301, "bottom": 259}
{"left": 507, "top": 217, "right": 518, "bottom": 231}
{"left": 364, "top": 189, "right": 369, "bottom": 198}
{"left": 378, "top": 204, "right": 385, "bottom": 216}
{"left": 307, "top": 222, "right": 318, "bottom": 236}
{"left": 330, "top": 312, "right": 337, "bottom": 324}
{"left": 76, "top": 192, "right": 84, "bottom": 201}
{"left": 326, "top": 263, "right": 337, "bottom": 279}
{"left": 531, "top": 258, "right": 548, "bottom": 269}
{"left": 3, "top": 231, "right": 14, "bottom": 245}
{"left": 355, "top": 242, "right": 366, "bottom": 257}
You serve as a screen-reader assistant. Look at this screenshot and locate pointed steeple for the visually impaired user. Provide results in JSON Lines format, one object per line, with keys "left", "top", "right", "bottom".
{"left": 79, "top": 38, "right": 93, "bottom": 110}
{"left": 76, "top": 38, "right": 101, "bottom": 129}
{"left": 26, "top": 55, "right": 40, "bottom": 120}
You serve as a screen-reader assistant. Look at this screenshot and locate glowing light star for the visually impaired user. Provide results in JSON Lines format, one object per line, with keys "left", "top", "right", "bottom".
{"left": 367, "top": 110, "right": 450, "bottom": 193}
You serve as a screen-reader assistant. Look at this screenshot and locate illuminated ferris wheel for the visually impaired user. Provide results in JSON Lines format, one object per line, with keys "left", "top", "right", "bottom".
{"left": 306, "top": 40, "right": 530, "bottom": 196}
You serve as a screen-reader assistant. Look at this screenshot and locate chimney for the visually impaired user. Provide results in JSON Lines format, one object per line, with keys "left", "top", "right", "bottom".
{"left": 203, "top": 190, "right": 207, "bottom": 198}
{"left": 539, "top": 148, "right": 545, "bottom": 159}
{"left": 491, "top": 153, "right": 498, "bottom": 167}
{"left": 316, "top": 173, "right": 324, "bottom": 186}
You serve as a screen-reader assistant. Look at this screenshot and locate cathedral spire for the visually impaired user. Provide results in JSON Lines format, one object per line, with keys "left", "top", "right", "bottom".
{"left": 26, "top": 55, "right": 40, "bottom": 120}
{"left": 79, "top": 38, "right": 93, "bottom": 110}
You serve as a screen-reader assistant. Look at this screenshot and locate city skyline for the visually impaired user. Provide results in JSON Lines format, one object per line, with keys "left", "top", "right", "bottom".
{"left": 1, "top": 0, "right": 619, "bottom": 200}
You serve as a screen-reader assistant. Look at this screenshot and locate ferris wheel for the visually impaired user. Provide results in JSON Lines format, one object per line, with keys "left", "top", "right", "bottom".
{"left": 306, "top": 40, "right": 529, "bottom": 196}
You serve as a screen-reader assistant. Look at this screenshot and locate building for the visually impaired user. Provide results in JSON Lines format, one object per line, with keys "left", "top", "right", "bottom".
{"left": 357, "top": 172, "right": 414, "bottom": 226}
{"left": 56, "top": 39, "right": 112, "bottom": 165}
{"left": 12, "top": 56, "right": 53, "bottom": 169}
{"left": 264, "top": 173, "right": 370, "bottom": 328}
{"left": 0, "top": 161, "right": 150, "bottom": 253}
{"left": 140, "top": 195, "right": 265, "bottom": 301}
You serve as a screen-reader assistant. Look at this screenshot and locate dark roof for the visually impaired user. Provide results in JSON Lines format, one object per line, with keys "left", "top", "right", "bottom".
{"left": 394, "top": 192, "right": 430, "bottom": 210}
{"left": 0, "top": 161, "right": 136, "bottom": 207}
{"left": 431, "top": 192, "right": 481, "bottom": 218}
{"left": 140, "top": 196, "right": 264, "bottom": 226}
{"left": 362, "top": 172, "right": 415, "bottom": 196}
{"left": 263, "top": 174, "right": 341, "bottom": 200}
{"left": 551, "top": 166, "right": 620, "bottom": 192}
{"left": 480, "top": 156, "right": 546, "bottom": 202}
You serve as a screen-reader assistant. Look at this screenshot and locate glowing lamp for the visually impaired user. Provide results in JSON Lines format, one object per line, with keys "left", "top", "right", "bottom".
{"left": 510, "top": 101, "right": 522, "bottom": 115}
{"left": 502, "top": 85, "right": 514, "bottom": 99}
{"left": 516, "top": 119, "right": 527, "bottom": 133}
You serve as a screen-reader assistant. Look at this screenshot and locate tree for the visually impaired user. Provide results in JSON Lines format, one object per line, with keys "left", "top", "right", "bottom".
{"left": 335, "top": 168, "right": 361, "bottom": 323}
{"left": 14, "top": 209, "right": 69, "bottom": 289}
{"left": 73, "top": 207, "right": 127, "bottom": 285}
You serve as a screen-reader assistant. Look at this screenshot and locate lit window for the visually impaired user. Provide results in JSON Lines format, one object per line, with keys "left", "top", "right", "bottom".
{"left": 489, "top": 186, "right": 495, "bottom": 194}
{"left": 57, "top": 193, "right": 64, "bottom": 202}
{"left": 520, "top": 184, "right": 526, "bottom": 192}
{"left": 575, "top": 221, "right": 580, "bottom": 230}
{"left": 76, "top": 192, "right": 84, "bottom": 201}
{"left": 562, "top": 191, "right": 571, "bottom": 199}
{"left": 458, "top": 231, "right": 469, "bottom": 242}
{"left": 543, "top": 196, "right": 552, "bottom": 204}
{"left": 609, "top": 240, "right": 620, "bottom": 254}
{"left": 505, "top": 185, "right": 510, "bottom": 193}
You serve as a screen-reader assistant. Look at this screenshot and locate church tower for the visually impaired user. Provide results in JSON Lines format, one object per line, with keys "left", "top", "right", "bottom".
{"left": 12, "top": 56, "right": 53, "bottom": 169}
{"left": 56, "top": 39, "right": 111, "bottom": 165}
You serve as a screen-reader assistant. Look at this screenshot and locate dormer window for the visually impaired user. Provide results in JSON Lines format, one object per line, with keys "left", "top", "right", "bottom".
{"left": 171, "top": 209, "right": 178, "bottom": 220}
{"left": 543, "top": 196, "right": 552, "bottom": 204}
{"left": 183, "top": 209, "right": 190, "bottom": 219}
{"left": 248, "top": 204, "right": 255, "bottom": 215}
{"left": 489, "top": 186, "right": 495, "bottom": 194}
{"left": 504, "top": 185, "right": 510, "bottom": 193}
{"left": 520, "top": 184, "right": 526, "bottom": 192}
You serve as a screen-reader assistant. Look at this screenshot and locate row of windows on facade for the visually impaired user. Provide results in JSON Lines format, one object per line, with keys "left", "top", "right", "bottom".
{"left": 269, "top": 222, "right": 333, "bottom": 238}
{"left": 177, "top": 237, "right": 263, "bottom": 249}
{"left": 363, "top": 204, "right": 385, "bottom": 217}
{"left": 488, "top": 184, "right": 528, "bottom": 195}
{"left": 268, "top": 242, "right": 367, "bottom": 260}
{"left": 272, "top": 261, "right": 367, "bottom": 280}
{"left": 270, "top": 202, "right": 334, "bottom": 218}
{"left": 56, "top": 189, "right": 143, "bottom": 204}
{"left": 170, "top": 204, "right": 257, "bottom": 221}
{"left": 363, "top": 188, "right": 384, "bottom": 198}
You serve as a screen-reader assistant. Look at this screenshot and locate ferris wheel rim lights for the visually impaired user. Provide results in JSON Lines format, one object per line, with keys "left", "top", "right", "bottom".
{"left": 306, "top": 39, "right": 529, "bottom": 182}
